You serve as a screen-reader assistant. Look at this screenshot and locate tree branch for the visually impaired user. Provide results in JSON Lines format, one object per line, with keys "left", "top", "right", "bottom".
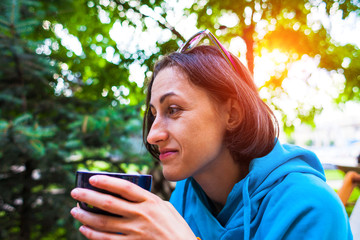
{"left": 112, "top": 0, "right": 185, "bottom": 42}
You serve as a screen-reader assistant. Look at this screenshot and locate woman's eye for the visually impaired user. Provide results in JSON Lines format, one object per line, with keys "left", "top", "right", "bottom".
{"left": 168, "top": 106, "right": 181, "bottom": 116}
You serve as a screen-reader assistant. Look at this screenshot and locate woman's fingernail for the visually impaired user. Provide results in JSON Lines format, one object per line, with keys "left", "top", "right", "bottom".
{"left": 79, "top": 225, "right": 87, "bottom": 232}
{"left": 89, "top": 176, "right": 98, "bottom": 185}
{"left": 70, "top": 208, "right": 78, "bottom": 217}
{"left": 71, "top": 189, "right": 79, "bottom": 199}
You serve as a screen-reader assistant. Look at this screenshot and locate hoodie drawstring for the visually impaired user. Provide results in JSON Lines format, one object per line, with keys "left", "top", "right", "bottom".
{"left": 243, "top": 176, "right": 251, "bottom": 240}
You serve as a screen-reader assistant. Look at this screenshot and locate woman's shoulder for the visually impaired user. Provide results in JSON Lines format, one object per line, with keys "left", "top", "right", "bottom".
{"left": 256, "top": 172, "right": 352, "bottom": 239}
{"left": 266, "top": 172, "right": 345, "bottom": 215}
{"left": 256, "top": 170, "right": 353, "bottom": 239}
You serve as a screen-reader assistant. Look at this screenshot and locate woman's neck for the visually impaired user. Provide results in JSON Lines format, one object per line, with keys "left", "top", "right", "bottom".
{"left": 193, "top": 150, "right": 248, "bottom": 205}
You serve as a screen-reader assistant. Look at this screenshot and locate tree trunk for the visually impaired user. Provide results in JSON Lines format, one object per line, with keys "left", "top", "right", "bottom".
{"left": 20, "top": 159, "right": 33, "bottom": 240}
{"left": 243, "top": 24, "right": 255, "bottom": 76}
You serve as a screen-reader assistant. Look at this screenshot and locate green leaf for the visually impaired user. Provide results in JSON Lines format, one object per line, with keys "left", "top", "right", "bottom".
{"left": 13, "top": 113, "right": 32, "bottom": 125}
{"left": 30, "top": 139, "right": 45, "bottom": 157}
{"left": 64, "top": 140, "right": 82, "bottom": 149}
{"left": 0, "top": 93, "right": 23, "bottom": 105}
{"left": 0, "top": 120, "right": 9, "bottom": 131}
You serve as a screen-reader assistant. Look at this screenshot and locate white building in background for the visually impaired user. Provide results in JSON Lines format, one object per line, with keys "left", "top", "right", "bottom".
{"left": 280, "top": 102, "right": 360, "bottom": 166}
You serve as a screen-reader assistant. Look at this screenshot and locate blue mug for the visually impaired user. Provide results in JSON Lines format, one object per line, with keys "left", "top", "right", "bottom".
{"left": 76, "top": 170, "right": 152, "bottom": 216}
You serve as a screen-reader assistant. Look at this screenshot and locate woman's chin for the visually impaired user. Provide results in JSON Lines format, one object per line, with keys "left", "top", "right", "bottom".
{"left": 162, "top": 168, "right": 188, "bottom": 182}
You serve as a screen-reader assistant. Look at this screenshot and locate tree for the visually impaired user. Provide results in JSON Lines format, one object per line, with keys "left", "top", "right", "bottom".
{"left": 187, "top": 0, "right": 360, "bottom": 133}
{"left": 0, "top": 0, "right": 150, "bottom": 239}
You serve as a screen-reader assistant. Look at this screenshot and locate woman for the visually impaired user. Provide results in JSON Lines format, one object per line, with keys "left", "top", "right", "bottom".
{"left": 70, "top": 30, "right": 352, "bottom": 239}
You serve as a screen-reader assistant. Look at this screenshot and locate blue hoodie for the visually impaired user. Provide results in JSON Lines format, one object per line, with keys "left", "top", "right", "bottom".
{"left": 170, "top": 141, "right": 353, "bottom": 239}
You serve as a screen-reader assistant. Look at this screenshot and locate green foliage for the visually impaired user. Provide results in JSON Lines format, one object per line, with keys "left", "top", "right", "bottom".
{"left": 304, "top": 139, "right": 314, "bottom": 146}
{"left": 0, "top": 0, "right": 153, "bottom": 239}
{"left": 346, "top": 186, "right": 360, "bottom": 217}
{"left": 324, "top": 169, "right": 360, "bottom": 217}
{"left": 188, "top": 0, "right": 360, "bottom": 135}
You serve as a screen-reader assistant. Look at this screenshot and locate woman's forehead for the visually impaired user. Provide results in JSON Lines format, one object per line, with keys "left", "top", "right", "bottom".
{"left": 150, "top": 67, "right": 224, "bottom": 114}
{"left": 150, "top": 67, "right": 211, "bottom": 104}
{"left": 151, "top": 68, "right": 190, "bottom": 98}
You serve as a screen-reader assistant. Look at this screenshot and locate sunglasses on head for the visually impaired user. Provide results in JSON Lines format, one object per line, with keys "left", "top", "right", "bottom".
{"left": 177, "top": 29, "right": 242, "bottom": 75}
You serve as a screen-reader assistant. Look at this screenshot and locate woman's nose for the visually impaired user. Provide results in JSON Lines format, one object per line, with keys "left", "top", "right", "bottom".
{"left": 147, "top": 118, "right": 169, "bottom": 145}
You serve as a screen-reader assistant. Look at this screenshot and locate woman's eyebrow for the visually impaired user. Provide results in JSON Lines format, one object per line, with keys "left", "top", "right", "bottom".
{"left": 149, "top": 92, "right": 178, "bottom": 109}
{"left": 159, "top": 92, "right": 176, "bottom": 103}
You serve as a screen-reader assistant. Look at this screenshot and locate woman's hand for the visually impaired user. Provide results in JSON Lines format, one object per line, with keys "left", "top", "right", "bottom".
{"left": 70, "top": 175, "right": 196, "bottom": 240}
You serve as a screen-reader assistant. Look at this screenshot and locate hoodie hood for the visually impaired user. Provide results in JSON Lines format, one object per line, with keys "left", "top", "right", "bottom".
{"left": 170, "top": 141, "right": 328, "bottom": 240}
{"left": 218, "top": 141, "right": 326, "bottom": 238}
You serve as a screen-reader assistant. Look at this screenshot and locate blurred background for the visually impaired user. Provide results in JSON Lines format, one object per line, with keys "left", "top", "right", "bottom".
{"left": 0, "top": 0, "right": 359, "bottom": 239}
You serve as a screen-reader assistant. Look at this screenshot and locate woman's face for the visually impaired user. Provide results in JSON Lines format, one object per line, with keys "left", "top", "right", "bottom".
{"left": 147, "top": 67, "right": 232, "bottom": 181}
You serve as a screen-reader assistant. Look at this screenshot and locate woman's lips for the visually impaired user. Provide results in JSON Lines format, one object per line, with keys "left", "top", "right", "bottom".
{"left": 159, "top": 150, "right": 178, "bottom": 161}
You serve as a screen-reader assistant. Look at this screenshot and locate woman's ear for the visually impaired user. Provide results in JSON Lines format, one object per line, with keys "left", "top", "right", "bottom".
{"left": 225, "top": 98, "right": 242, "bottom": 130}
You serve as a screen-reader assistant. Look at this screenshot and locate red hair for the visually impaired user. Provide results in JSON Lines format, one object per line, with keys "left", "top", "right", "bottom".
{"left": 143, "top": 45, "right": 278, "bottom": 166}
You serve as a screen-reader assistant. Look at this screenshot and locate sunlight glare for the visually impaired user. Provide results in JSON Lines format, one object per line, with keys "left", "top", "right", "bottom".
{"left": 254, "top": 49, "right": 289, "bottom": 87}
